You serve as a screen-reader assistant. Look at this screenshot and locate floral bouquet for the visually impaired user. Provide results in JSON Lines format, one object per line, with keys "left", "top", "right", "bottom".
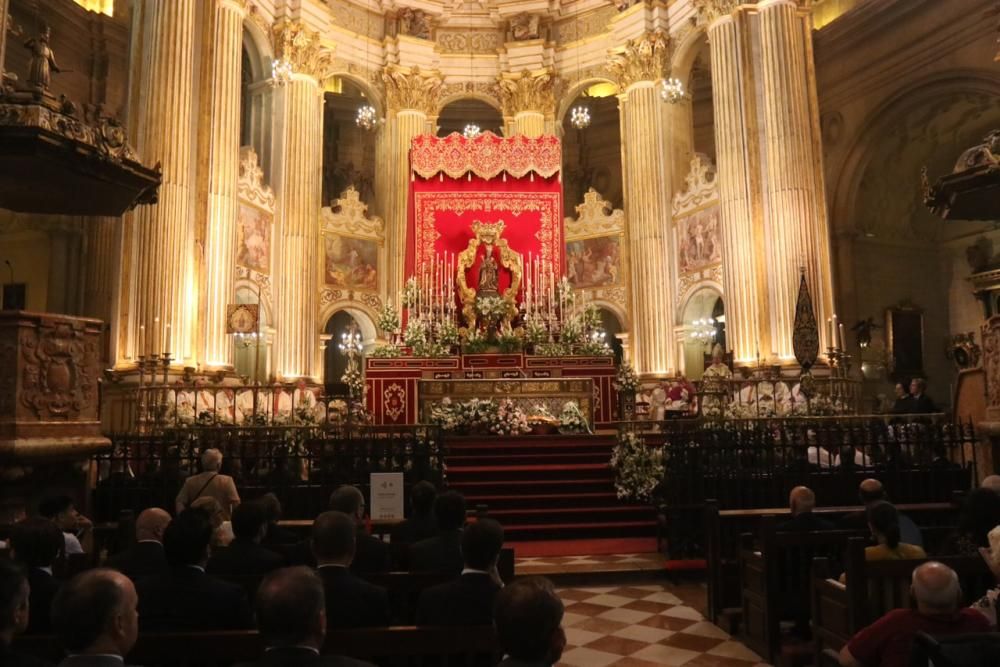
{"left": 401, "top": 277, "right": 419, "bottom": 308}
{"left": 527, "top": 403, "right": 560, "bottom": 434}
{"left": 610, "top": 431, "right": 665, "bottom": 502}
{"left": 462, "top": 327, "right": 489, "bottom": 354}
{"left": 614, "top": 362, "right": 640, "bottom": 393}
{"left": 404, "top": 316, "right": 430, "bottom": 349}
{"left": 559, "top": 400, "right": 591, "bottom": 434}
{"left": 369, "top": 343, "right": 401, "bottom": 358}
{"left": 341, "top": 367, "right": 364, "bottom": 399}
{"left": 496, "top": 326, "right": 522, "bottom": 353}
{"left": 476, "top": 295, "right": 509, "bottom": 325}
{"left": 376, "top": 300, "right": 400, "bottom": 336}
{"left": 523, "top": 314, "right": 549, "bottom": 345}
{"left": 437, "top": 319, "right": 460, "bottom": 347}
{"left": 492, "top": 399, "right": 531, "bottom": 436}
{"left": 293, "top": 404, "right": 317, "bottom": 425}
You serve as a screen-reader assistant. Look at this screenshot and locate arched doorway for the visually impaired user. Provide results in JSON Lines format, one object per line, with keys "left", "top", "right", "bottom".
{"left": 596, "top": 306, "right": 625, "bottom": 364}
{"left": 681, "top": 288, "right": 725, "bottom": 379}
{"left": 561, "top": 81, "right": 623, "bottom": 212}
{"left": 323, "top": 311, "right": 357, "bottom": 395}
{"left": 437, "top": 98, "right": 504, "bottom": 137}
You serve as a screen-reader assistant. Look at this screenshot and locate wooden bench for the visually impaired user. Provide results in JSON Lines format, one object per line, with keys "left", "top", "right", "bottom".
{"left": 14, "top": 625, "right": 499, "bottom": 666}
{"left": 810, "top": 538, "right": 994, "bottom": 667}
{"left": 705, "top": 499, "right": 960, "bottom": 629}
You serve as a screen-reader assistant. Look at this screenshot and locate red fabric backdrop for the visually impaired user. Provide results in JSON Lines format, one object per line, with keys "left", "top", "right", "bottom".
{"left": 405, "top": 133, "right": 563, "bottom": 298}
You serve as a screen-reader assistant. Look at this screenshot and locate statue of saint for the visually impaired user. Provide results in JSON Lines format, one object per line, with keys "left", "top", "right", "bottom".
{"left": 24, "top": 25, "right": 60, "bottom": 90}
{"left": 477, "top": 244, "right": 499, "bottom": 297}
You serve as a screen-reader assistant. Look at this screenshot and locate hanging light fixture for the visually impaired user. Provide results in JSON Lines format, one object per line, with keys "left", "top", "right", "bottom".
{"left": 660, "top": 76, "right": 687, "bottom": 104}
{"left": 271, "top": 58, "right": 293, "bottom": 85}
{"left": 463, "top": 123, "right": 481, "bottom": 139}
{"left": 356, "top": 0, "right": 379, "bottom": 130}
{"left": 568, "top": 8, "right": 591, "bottom": 129}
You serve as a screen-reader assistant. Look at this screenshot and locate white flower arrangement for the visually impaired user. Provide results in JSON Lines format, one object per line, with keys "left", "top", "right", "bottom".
{"left": 523, "top": 313, "right": 549, "bottom": 345}
{"left": 401, "top": 277, "right": 419, "bottom": 308}
{"left": 430, "top": 397, "right": 531, "bottom": 435}
{"left": 404, "top": 316, "right": 430, "bottom": 349}
{"left": 436, "top": 319, "right": 460, "bottom": 347}
{"left": 341, "top": 367, "right": 364, "bottom": 399}
{"left": 559, "top": 400, "right": 591, "bottom": 434}
{"left": 376, "top": 300, "right": 400, "bottom": 335}
{"left": 369, "top": 343, "right": 401, "bottom": 358}
{"left": 614, "top": 363, "right": 640, "bottom": 393}
{"left": 610, "top": 431, "right": 665, "bottom": 502}
{"left": 476, "top": 295, "right": 509, "bottom": 324}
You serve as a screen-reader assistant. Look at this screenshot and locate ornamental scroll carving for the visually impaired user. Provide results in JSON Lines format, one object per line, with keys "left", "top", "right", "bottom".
{"left": 672, "top": 153, "right": 718, "bottom": 217}
{"left": 497, "top": 69, "right": 557, "bottom": 118}
{"left": 271, "top": 19, "right": 334, "bottom": 80}
{"left": 382, "top": 65, "right": 443, "bottom": 115}
{"left": 238, "top": 147, "right": 275, "bottom": 212}
{"left": 19, "top": 317, "right": 98, "bottom": 421}
{"left": 693, "top": 0, "right": 739, "bottom": 25}
{"left": 320, "top": 186, "right": 385, "bottom": 240}
{"left": 983, "top": 316, "right": 1000, "bottom": 419}
{"left": 606, "top": 31, "right": 671, "bottom": 91}
{"left": 564, "top": 188, "right": 626, "bottom": 239}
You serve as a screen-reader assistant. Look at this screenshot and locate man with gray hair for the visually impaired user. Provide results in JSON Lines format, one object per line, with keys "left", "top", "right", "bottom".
{"left": 982, "top": 474, "right": 1000, "bottom": 494}
{"left": 776, "top": 486, "right": 834, "bottom": 532}
{"left": 839, "top": 561, "right": 990, "bottom": 667}
{"left": 175, "top": 448, "right": 240, "bottom": 520}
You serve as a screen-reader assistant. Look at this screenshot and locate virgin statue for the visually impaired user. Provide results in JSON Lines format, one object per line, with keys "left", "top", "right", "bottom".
{"left": 477, "top": 244, "right": 499, "bottom": 297}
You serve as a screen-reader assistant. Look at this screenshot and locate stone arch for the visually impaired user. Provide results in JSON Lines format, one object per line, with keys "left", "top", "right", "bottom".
{"left": 438, "top": 91, "right": 503, "bottom": 114}
{"left": 678, "top": 282, "right": 724, "bottom": 325}
{"left": 241, "top": 18, "right": 273, "bottom": 78}
{"left": 328, "top": 70, "right": 386, "bottom": 119}
{"left": 556, "top": 77, "right": 617, "bottom": 124}
{"left": 670, "top": 24, "right": 710, "bottom": 88}
{"left": 318, "top": 304, "right": 379, "bottom": 385}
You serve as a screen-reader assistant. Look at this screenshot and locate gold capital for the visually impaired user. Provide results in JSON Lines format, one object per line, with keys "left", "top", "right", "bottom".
{"left": 496, "top": 69, "right": 556, "bottom": 118}
{"left": 693, "top": 0, "right": 739, "bottom": 25}
{"left": 382, "top": 65, "right": 443, "bottom": 115}
{"left": 606, "top": 30, "right": 671, "bottom": 91}
{"left": 271, "top": 19, "right": 334, "bottom": 80}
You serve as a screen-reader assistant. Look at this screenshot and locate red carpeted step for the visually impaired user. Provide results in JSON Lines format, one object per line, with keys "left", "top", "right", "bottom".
{"left": 501, "top": 519, "right": 658, "bottom": 541}
{"left": 446, "top": 462, "right": 612, "bottom": 482}
{"left": 460, "top": 491, "right": 622, "bottom": 509}
{"left": 447, "top": 451, "right": 612, "bottom": 466}
{"left": 485, "top": 505, "right": 654, "bottom": 526}
{"left": 448, "top": 477, "right": 615, "bottom": 496}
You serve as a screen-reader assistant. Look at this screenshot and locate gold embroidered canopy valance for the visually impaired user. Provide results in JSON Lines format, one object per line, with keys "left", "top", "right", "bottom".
{"left": 410, "top": 131, "right": 562, "bottom": 180}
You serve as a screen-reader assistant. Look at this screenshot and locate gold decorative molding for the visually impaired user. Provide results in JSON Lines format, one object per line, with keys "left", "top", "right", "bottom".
{"left": 271, "top": 18, "right": 335, "bottom": 80}
{"left": 382, "top": 65, "right": 443, "bottom": 115}
{"left": 237, "top": 146, "right": 275, "bottom": 211}
{"left": 672, "top": 153, "right": 718, "bottom": 217}
{"left": 319, "top": 186, "right": 385, "bottom": 240}
{"left": 436, "top": 29, "right": 501, "bottom": 53}
{"left": 497, "top": 69, "right": 557, "bottom": 117}
{"left": 693, "top": 0, "right": 739, "bottom": 25}
{"left": 606, "top": 30, "right": 671, "bottom": 90}
{"left": 564, "top": 188, "right": 626, "bottom": 240}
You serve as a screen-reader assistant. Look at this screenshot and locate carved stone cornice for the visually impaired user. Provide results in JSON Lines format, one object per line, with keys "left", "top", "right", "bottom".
{"left": 672, "top": 153, "right": 718, "bottom": 216}
{"left": 320, "top": 186, "right": 385, "bottom": 239}
{"left": 497, "top": 69, "right": 556, "bottom": 117}
{"left": 382, "top": 65, "right": 443, "bottom": 115}
{"left": 564, "top": 188, "right": 625, "bottom": 240}
{"left": 272, "top": 19, "right": 334, "bottom": 80}
{"left": 693, "top": 0, "right": 739, "bottom": 26}
{"left": 237, "top": 146, "right": 275, "bottom": 211}
{"left": 606, "top": 30, "right": 671, "bottom": 90}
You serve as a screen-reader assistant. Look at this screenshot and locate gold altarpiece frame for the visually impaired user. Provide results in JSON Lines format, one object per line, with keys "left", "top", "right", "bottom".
{"left": 455, "top": 220, "right": 523, "bottom": 330}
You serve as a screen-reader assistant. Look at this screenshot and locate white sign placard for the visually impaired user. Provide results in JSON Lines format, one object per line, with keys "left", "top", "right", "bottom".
{"left": 370, "top": 472, "right": 405, "bottom": 520}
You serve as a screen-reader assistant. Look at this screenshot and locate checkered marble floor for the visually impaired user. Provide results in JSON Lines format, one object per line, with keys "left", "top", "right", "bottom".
{"left": 555, "top": 584, "right": 768, "bottom": 667}
{"left": 517, "top": 553, "right": 665, "bottom": 575}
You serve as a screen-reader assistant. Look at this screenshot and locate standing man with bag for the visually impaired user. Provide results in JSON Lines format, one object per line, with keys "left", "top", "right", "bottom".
{"left": 175, "top": 449, "right": 241, "bottom": 520}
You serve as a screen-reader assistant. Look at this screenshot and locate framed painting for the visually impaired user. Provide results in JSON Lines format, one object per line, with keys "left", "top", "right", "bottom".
{"left": 236, "top": 203, "right": 271, "bottom": 274}
{"left": 677, "top": 205, "right": 721, "bottom": 274}
{"left": 565, "top": 235, "right": 621, "bottom": 289}
{"left": 324, "top": 234, "right": 379, "bottom": 292}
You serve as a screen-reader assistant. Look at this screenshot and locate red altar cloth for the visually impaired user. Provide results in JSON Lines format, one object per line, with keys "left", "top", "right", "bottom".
{"left": 405, "top": 132, "right": 564, "bottom": 295}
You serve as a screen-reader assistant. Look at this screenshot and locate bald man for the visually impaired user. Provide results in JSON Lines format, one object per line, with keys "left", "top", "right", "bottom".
{"left": 839, "top": 479, "right": 923, "bottom": 547}
{"left": 52, "top": 569, "right": 139, "bottom": 667}
{"left": 982, "top": 475, "right": 1000, "bottom": 494}
{"left": 106, "top": 508, "right": 171, "bottom": 580}
{"left": 776, "top": 486, "right": 834, "bottom": 532}
{"left": 839, "top": 562, "right": 989, "bottom": 667}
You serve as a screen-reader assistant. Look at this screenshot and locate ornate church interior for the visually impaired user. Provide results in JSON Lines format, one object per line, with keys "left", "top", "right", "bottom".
{"left": 1, "top": 0, "right": 1000, "bottom": 665}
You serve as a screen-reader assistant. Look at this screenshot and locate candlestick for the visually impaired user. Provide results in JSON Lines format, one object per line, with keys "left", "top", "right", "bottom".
{"left": 838, "top": 322, "right": 846, "bottom": 352}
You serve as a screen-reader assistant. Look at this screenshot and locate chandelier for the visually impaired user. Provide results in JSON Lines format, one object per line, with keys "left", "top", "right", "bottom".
{"left": 271, "top": 58, "right": 293, "bottom": 85}
{"left": 356, "top": 104, "right": 378, "bottom": 131}
{"left": 570, "top": 104, "right": 591, "bottom": 130}
{"left": 660, "top": 76, "right": 686, "bottom": 104}
{"left": 690, "top": 317, "right": 718, "bottom": 342}
{"left": 463, "top": 123, "right": 481, "bottom": 139}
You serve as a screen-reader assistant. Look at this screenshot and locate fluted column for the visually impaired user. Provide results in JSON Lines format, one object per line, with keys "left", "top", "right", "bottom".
{"left": 271, "top": 19, "right": 331, "bottom": 381}
{"left": 608, "top": 32, "right": 676, "bottom": 376}
{"left": 381, "top": 65, "right": 441, "bottom": 296}
{"left": 0, "top": 0, "right": 9, "bottom": 80}
{"left": 498, "top": 69, "right": 555, "bottom": 137}
{"left": 202, "top": 0, "right": 247, "bottom": 368}
{"left": 707, "top": 12, "right": 768, "bottom": 363}
{"left": 83, "top": 217, "right": 121, "bottom": 324}
{"left": 757, "top": 0, "right": 834, "bottom": 358}
{"left": 131, "top": 0, "right": 197, "bottom": 361}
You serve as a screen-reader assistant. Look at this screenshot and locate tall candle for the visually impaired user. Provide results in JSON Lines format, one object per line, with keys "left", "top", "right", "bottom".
{"left": 153, "top": 317, "right": 159, "bottom": 355}
{"left": 165, "top": 323, "right": 171, "bottom": 355}
{"left": 138, "top": 324, "right": 145, "bottom": 358}
{"left": 838, "top": 323, "right": 846, "bottom": 352}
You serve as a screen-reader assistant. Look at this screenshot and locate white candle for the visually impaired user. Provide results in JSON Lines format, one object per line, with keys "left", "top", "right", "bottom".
{"left": 165, "top": 323, "right": 172, "bottom": 355}
{"left": 153, "top": 316, "right": 159, "bottom": 355}
{"left": 838, "top": 322, "right": 846, "bottom": 352}
{"left": 138, "top": 324, "right": 145, "bottom": 358}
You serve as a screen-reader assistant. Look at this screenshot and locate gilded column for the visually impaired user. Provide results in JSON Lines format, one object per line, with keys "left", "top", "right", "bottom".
{"left": 131, "top": 0, "right": 197, "bottom": 361}
{"left": 271, "top": 19, "right": 331, "bottom": 380}
{"left": 381, "top": 65, "right": 441, "bottom": 296}
{"left": 82, "top": 217, "right": 121, "bottom": 326}
{"left": 497, "top": 69, "right": 555, "bottom": 137}
{"left": 608, "top": 32, "right": 677, "bottom": 376}
{"left": 202, "top": 0, "right": 247, "bottom": 368}
{"left": 757, "top": 0, "right": 834, "bottom": 357}
{"left": 705, "top": 5, "right": 768, "bottom": 363}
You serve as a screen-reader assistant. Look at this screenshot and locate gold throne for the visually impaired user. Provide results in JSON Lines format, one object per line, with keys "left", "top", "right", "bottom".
{"left": 455, "top": 220, "right": 523, "bottom": 330}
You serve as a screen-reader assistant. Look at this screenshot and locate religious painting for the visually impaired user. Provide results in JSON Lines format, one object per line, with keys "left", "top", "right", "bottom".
{"left": 324, "top": 234, "right": 378, "bottom": 292}
{"left": 236, "top": 203, "right": 271, "bottom": 274}
{"left": 677, "top": 205, "right": 721, "bottom": 274}
{"left": 565, "top": 236, "right": 621, "bottom": 289}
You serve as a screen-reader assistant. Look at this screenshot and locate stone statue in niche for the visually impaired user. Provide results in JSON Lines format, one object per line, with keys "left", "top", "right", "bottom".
{"left": 24, "top": 24, "right": 61, "bottom": 90}
{"left": 477, "top": 244, "right": 499, "bottom": 298}
{"left": 398, "top": 8, "right": 431, "bottom": 40}
{"left": 510, "top": 13, "right": 541, "bottom": 41}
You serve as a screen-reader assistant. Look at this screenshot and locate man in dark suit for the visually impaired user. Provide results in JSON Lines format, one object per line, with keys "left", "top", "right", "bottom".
{"left": 259, "top": 492, "right": 298, "bottom": 548}
{"left": 51, "top": 569, "right": 138, "bottom": 667}
{"left": 328, "top": 486, "right": 389, "bottom": 575}
{"left": 391, "top": 481, "right": 438, "bottom": 546}
{"left": 410, "top": 491, "right": 466, "bottom": 576}
{"left": 208, "top": 501, "right": 284, "bottom": 576}
{"left": 136, "top": 508, "right": 252, "bottom": 631}
{"left": 106, "top": 507, "right": 171, "bottom": 581}
{"left": 235, "top": 566, "right": 374, "bottom": 667}
{"left": 9, "top": 518, "right": 63, "bottom": 635}
{"left": 839, "top": 478, "right": 923, "bottom": 547}
{"left": 908, "top": 378, "right": 937, "bottom": 414}
{"left": 776, "top": 487, "right": 834, "bottom": 532}
{"left": 416, "top": 518, "right": 504, "bottom": 626}
{"left": 312, "top": 511, "right": 390, "bottom": 629}
{"left": 0, "top": 560, "right": 51, "bottom": 666}
{"left": 494, "top": 577, "right": 566, "bottom": 667}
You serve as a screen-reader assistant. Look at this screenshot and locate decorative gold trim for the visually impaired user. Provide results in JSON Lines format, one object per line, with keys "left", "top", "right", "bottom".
{"left": 455, "top": 220, "right": 523, "bottom": 329}
{"left": 410, "top": 131, "right": 562, "bottom": 180}
{"left": 606, "top": 30, "right": 672, "bottom": 91}
{"left": 564, "top": 188, "right": 625, "bottom": 240}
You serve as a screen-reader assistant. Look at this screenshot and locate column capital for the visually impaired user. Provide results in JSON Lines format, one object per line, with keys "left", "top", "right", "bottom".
{"left": 496, "top": 68, "right": 557, "bottom": 118}
{"left": 606, "top": 30, "right": 671, "bottom": 91}
{"left": 216, "top": 0, "right": 248, "bottom": 15}
{"left": 693, "top": 0, "right": 739, "bottom": 26}
{"left": 382, "top": 64, "right": 443, "bottom": 115}
{"left": 272, "top": 18, "right": 334, "bottom": 81}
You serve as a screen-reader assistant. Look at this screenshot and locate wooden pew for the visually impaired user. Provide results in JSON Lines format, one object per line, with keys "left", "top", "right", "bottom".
{"left": 704, "top": 499, "right": 960, "bottom": 629}
{"left": 13, "top": 625, "right": 499, "bottom": 666}
{"left": 810, "top": 538, "right": 994, "bottom": 667}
